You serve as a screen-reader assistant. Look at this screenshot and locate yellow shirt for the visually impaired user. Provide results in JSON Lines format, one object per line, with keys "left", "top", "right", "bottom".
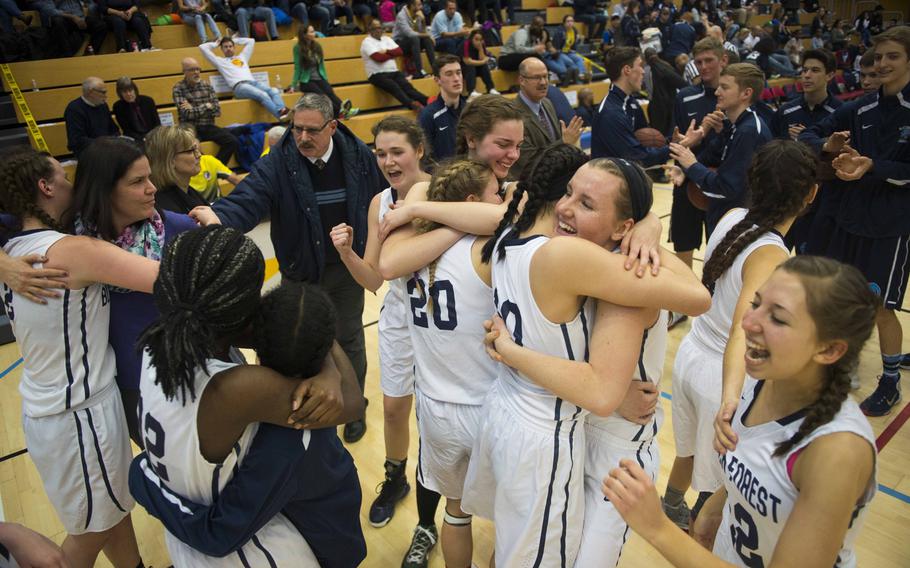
{"left": 189, "top": 155, "right": 232, "bottom": 202}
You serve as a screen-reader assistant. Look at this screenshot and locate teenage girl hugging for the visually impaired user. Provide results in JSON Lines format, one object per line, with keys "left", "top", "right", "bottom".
{"left": 604, "top": 255, "right": 879, "bottom": 568}
{"left": 135, "top": 226, "right": 364, "bottom": 567}
{"left": 662, "top": 140, "right": 820, "bottom": 528}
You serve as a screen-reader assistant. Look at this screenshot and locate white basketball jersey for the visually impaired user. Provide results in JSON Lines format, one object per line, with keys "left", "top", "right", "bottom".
{"left": 407, "top": 235, "right": 497, "bottom": 405}
{"left": 2, "top": 229, "right": 116, "bottom": 418}
{"left": 139, "top": 353, "right": 316, "bottom": 566}
{"left": 713, "top": 380, "right": 877, "bottom": 568}
{"left": 378, "top": 187, "right": 409, "bottom": 313}
{"left": 689, "top": 209, "right": 788, "bottom": 356}
{"left": 587, "top": 309, "right": 669, "bottom": 443}
{"left": 491, "top": 232, "right": 593, "bottom": 422}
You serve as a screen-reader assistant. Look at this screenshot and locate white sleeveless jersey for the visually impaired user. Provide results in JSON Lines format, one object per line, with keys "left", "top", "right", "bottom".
{"left": 713, "top": 380, "right": 877, "bottom": 568}
{"left": 689, "top": 209, "right": 788, "bottom": 356}
{"left": 586, "top": 309, "right": 669, "bottom": 443}
{"left": 378, "top": 187, "right": 409, "bottom": 309}
{"left": 491, "top": 232, "right": 593, "bottom": 423}
{"left": 139, "top": 353, "right": 315, "bottom": 566}
{"left": 407, "top": 235, "right": 496, "bottom": 405}
{"left": 2, "top": 229, "right": 116, "bottom": 418}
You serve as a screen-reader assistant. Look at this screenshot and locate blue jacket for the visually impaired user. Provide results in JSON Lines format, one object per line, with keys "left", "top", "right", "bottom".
{"left": 685, "top": 106, "right": 772, "bottom": 232}
{"left": 212, "top": 122, "right": 384, "bottom": 282}
{"left": 799, "top": 83, "right": 910, "bottom": 238}
{"left": 592, "top": 85, "right": 669, "bottom": 166}
{"left": 418, "top": 94, "right": 465, "bottom": 163}
{"left": 621, "top": 14, "right": 641, "bottom": 46}
{"left": 664, "top": 21, "right": 695, "bottom": 58}
{"left": 772, "top": 93, "right": 842, "bottom": 139}
{"left": 673, "top": 83, "right": 719, "bottom": 156}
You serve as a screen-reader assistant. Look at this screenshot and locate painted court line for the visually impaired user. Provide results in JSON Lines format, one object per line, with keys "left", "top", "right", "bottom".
{"left": 0, "top": 357, "right": 22, "bottom": 380}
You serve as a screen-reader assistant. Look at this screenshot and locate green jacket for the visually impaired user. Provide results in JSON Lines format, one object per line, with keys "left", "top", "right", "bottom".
{"left": 292, "top": 44, "right": 329, "bottom": 86}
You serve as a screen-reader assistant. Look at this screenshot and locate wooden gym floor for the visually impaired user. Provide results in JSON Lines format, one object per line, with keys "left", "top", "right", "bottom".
{"left": 0, "top": 184, "right": 908, "bottom": 566}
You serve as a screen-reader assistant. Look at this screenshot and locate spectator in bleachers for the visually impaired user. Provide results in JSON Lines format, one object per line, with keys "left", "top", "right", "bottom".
{"left": 393, "top": 0, "right": 436, "bottom": 78}
{"left": 430, "top": 0, "right": 469, "bottom": 55}
{"left": 273, "top": 0, "right": 327, "bottom": 31}
{"left": 644, "top": 47, "right": 687, "bottom": 136}
{"left": 230, "top": 0, "right": 278, "bottom": 39}
{"left": 98, "top": 0, "right": 153, "bottom": 51}
{"left": 858, "top": 49, "right": 881, "bottom": 93}
{"left": 620, "top": 0, "right": 642, "bottom": 47}
{"left": 573, "top": 0, "right": 606, "bottom": 42}
{"left": 601, "top": 14, "right": 621, "bottom": 54}
{"left": 201, "top": 36, "right": 291, "bottom": 120}
{"left": 178, "top": 0, "right": 222, "bottom": 43}
{"left": 112, "top": 77, "right": 160, "bottom": 143}
{"left": 0, "top": 0, "right": 31, "bottom": 34}
{"left": 663, "top": 11, "right": 696, "bottom": 61}
{"left": 574, "top": 87, "right": 595, "bottom": 127}
{"left": 191, "top": 152, "right": 241, "bottom": 201}
{"left": 46, "top": 0, "right": 109, "bottom": 57}
{"left": 419, "top": 54, "right": 465, "bottom": 162}
{"left": 361, "top": 20, "right": 428, "bottom": 110}
{"left": 293, "top": 24, "right": 358, "bottom": 119}
{"left": 261, "top": 124, "right": 286, "bottom": 155}
{"left": 510, "top": 57, "right": 582, "bottom": 177}
{"left": 378, "top": 0, "right": 395, "bottom": 30}
{"left": 173, "top": 57, "right": 240, "bottom": 165}
{"left": 351, "top": 0, "right": 378, "bottom": 29}
{"left": 462, "top": 28, "right": 497, "bottom": 96}
{"left": 146, "top": 125, "right": 209, "bottom": 214}
{"left": 64, "top": 77, "right": 120, "bottom": 157}
{"left": 498, "top": 19, "right": 545, "bottom": 71}
{"left": 551, "top": 15, "right": 588, "bottom": 84}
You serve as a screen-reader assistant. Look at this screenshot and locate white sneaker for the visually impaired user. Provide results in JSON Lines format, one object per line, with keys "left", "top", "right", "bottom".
{"left": 489, "top": 88, "right": 501, "bottom": 95}
{"left": 469, "top": 90, "right": 482, "bottom": 99}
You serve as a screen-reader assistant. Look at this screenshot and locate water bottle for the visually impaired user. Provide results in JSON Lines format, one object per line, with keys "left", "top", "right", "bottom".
{"left": 131, "top": 40, "right": 138, "bottom": 52}
{"left": 85, "top": 45, "right": 94, "bottom": 56}
{"left": 31, "top": 79, "right": 38, "bottom": 92}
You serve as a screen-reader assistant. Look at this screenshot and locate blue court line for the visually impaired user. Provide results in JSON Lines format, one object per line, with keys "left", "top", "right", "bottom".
{"left": 659, "top": 389, "right": 910, "bottom": 506}
{"left": 0, "top": 357, "right": 22, "bottom": 380}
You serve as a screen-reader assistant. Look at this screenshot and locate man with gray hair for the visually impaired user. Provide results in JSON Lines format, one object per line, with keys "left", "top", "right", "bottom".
{"left": 190, "top": 93, "right": 385, "bottom": 442}
{"left": 63, "top": 76, "right": 120, "bottom": 156}
{"left": 173, "top": 57, "right": 239, "bottom": 165}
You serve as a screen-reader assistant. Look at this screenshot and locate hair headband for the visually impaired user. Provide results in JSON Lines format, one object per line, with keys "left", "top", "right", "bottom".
{"left": 609, "top": 158, "right": 653, "bottom": 222}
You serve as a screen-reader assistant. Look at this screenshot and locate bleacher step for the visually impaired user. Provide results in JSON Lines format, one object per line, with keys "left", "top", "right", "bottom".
{"left": 0, "top": 129, "right": 30, "bottom": 151}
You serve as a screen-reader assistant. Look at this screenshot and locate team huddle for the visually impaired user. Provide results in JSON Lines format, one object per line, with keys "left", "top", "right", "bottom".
{"left": 0, "top": 21, "right": 908, "bottom": 568}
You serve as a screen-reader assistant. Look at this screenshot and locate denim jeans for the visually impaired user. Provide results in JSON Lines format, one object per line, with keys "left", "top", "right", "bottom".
{"left": 235, "top": 6, "right": 278, "bottom": 39}
{"left": 182, "top": 12, "right": 221, "bottom": 42}
{"left": 768, "top": 52, "right": 798, "bottom": 76}
{"left": 233, "top": 80, "right": 286, "bottom": 118}
{"left": 0, "top": 0, "right": 23, "bottom": 34}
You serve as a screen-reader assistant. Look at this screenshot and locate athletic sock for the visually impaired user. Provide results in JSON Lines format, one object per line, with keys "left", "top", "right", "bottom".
{"left": 385, "top": 458, "right": 407, "bottom": 479}
{"left": 415, "top": 478, "right": 442, "bottom": 527}
{"left": 664, "top": 486, "right": 686, "bottom": 507}
{"left": 690, "top": 491, "right": 714, "bottom": 520}
{"left": 882, "top": 353, "right": 902, "bottom": 380}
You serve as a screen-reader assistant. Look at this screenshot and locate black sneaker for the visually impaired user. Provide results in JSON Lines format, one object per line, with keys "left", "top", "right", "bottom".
{"left": 401, "top": 524, "right": 438, "bottom": 568}
{"left": 860, "top": 375, "right": 902, "bottom": 417}
{"left": 899, "top": 353, "right": 910, "bottom": 369}
{"left": 369, "top": 464, "right": 410, "bottom": 527}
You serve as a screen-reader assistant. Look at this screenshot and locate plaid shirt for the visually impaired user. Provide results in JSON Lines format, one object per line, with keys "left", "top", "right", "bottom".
{"left": 172, "top": 79, "right": 221, "bottom": 126}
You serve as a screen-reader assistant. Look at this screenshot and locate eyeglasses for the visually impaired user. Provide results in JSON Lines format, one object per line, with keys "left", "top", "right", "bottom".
{"left": 177, "top": 145, "right": 202, "bottom": 156}
{"left": 185, "top": 66, "right": 202, "bottom": 73}
{"left": 520, "top": 74, "right": 549, "bottom": 82}
{"left": 291, "top": 119, "right": 333, "bottom": 137}
{"left": 91, "top": 87, "right": 108, "bottom": 95}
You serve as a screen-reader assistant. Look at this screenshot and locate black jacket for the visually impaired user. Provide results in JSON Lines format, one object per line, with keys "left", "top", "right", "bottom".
{"left": 113, "top": 95, "right": 160, "bottom": 142}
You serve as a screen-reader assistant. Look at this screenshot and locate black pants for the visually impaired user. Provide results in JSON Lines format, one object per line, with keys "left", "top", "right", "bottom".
{"left": 49, "top": 16, "right": 87, "bottom": 57}
{"left": 120, "top": 386, "right": 144, "bottom": 449}
{"left": 398, "top": 34, "right": 435, "bottom": 75}
{"left": 106, "top": 12, "right": 151, "bottom": 50}
{"left": 299, "top": 78, "right": 344, "bottom": 117}
{"left": 463, "top": 62, "right": 494, "bottom": 92}
{"left": 368, "top": 72, "right": 428, "bottom": 107}
{"left": 498, "top": 52, "right": 541, "bottom": 71}
{"left": 317, "top": 263, "right": 367, "bottom": 394}
{"left": 195, "top": 123, "right": 239, "bottom": 165}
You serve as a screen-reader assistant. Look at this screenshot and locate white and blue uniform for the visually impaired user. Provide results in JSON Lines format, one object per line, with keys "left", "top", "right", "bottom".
{"left": 408, "top": 235, "right": 497, "bottom": 499}
{"left": 575, "top": 309, "right": 668, "bottom": 567}
{"left": 378, "top": 187, "right": 416, "bottom": 398}
{"left": 673, "top": 209, "right": 787, "bottom": 493}
{"left": 2, "top": 229, "right": 133, "bottom": 535}
{"left": 138, "top": 353, "right": 318, "bottom": 567}
{"left": 462, "top": 233, "right": 593, "bottom": 567}
{"left": 714, "top": 379, "right": 877, "bottom": 567}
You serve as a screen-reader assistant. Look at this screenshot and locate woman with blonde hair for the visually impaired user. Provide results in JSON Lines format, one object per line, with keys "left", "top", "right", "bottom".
{"left": 144, "top": 125, "right": 208, "bottom": 213}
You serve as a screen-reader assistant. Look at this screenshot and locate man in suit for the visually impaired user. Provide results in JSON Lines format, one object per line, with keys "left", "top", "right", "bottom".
{"left": 510, "top": 57, "right": 583, "bottom": 178}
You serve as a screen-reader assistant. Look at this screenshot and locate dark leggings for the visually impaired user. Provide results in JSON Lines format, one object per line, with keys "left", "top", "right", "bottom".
{"left": 299, "top": 78, "right": 344, "bottom": 117}
{"left": 119, "top": 386, "right": 144, "bottom": 449}
{"left": 462, "top": 62, "right": 494, "bottom": 92}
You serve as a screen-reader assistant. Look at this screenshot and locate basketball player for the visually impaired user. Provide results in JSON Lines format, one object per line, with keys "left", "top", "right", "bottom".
{"left": 460, "top": 147, "right": 711, "bottom": 566}
{"left": 604, "top": 256, "right": 878, "bottom": 568}
{"left": 667, "top": 63, "right": 774, "bottom": 238}
{"left": 663, "top": 141, "right": 818, "bottom": 529}
{"left": 0, "top": 147, "right": 156, "bottom": 568}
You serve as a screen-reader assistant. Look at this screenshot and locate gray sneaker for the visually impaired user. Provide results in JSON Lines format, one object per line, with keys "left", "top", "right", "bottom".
{"left": 662, "top": 498, "right": 691, "bottom": 531}
{"left": 401, "top": 524, "right": 438, "bottom": 568}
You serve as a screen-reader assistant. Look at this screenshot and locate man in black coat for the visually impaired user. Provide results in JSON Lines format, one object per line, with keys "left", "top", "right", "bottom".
{"left": 63, "top": 77, "right": 120, "bottom": 157}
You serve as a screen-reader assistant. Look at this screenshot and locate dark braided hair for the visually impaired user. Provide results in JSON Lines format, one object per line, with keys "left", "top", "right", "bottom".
{"left": 254, "top": 281, "right": 336, "bottom": 378}
{"left": 772, "top": 256, "right": 879, "bottom": 457}
{"left": 0, "top": 147, "right": 66, "bottom": 233}
{"left": 481, "top": 143, "right": 589, "bottom": 263}
{"left": 702, "top": 140, "right": 817, "bottom": 294}
{"left": 139, "top": 225, "right": 265, "bottom": 404}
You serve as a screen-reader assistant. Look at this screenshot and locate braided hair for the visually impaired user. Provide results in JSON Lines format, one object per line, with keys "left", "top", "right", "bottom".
{"left": 139, "top": 225, "right": 265, "bottom": 404}
{"left": 415, "top": 159, "right": 495, "bottom": 313}
{"left": 702, "top": 140, "right": 817, "bottom": 294}
{"left": 0, "top": 147, "right": 65, "bottom": 233}
{"left": 481, "top": 143, "right": 589, "bottom": 263}
{"left": 254, "top": 281, "right": 336, "bottom": 379}
{"left": 772, "top": 256, "right": 879, "bottom": 457}
{"left": 454, "top": 94, "right": 524, "bottom": 157}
